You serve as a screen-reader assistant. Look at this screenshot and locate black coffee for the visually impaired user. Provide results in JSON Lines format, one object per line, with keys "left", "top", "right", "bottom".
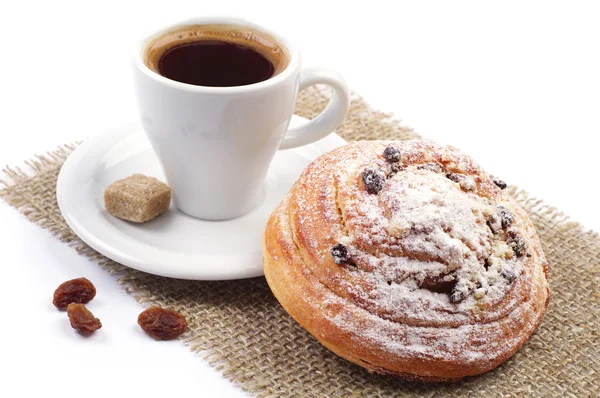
{"left": 145, "top": 25, "right": 288, "bottom": 87}
{"left": 158, "top": 40, "right": 275, "bottom": 87}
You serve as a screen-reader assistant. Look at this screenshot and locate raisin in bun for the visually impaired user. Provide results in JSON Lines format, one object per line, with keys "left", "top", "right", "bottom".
{"left": 262, "top": 140, "right": 549, "bottom": 381}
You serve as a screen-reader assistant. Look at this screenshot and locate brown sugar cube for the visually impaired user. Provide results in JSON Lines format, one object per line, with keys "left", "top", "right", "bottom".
{"left": 104, "top": 174, "right": 171, "bottom": 223}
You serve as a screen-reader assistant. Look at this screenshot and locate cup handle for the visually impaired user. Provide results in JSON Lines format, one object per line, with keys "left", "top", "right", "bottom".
{"left": 279, "top": 68, "right": 350, "bottom": 150}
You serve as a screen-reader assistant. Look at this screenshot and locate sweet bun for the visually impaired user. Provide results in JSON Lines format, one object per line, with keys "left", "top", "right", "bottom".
{"left": 263, "top": 140, "right": 549, "bottom": 381}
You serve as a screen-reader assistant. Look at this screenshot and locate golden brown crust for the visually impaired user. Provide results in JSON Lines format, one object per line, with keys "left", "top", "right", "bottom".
{"left": 263, "top": 140, "right": 550, "bottom": 381}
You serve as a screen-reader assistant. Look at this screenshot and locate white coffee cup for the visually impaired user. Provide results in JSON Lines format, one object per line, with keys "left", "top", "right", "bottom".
{"left": 132, "top": 17, "right": 350, "bottom": 220}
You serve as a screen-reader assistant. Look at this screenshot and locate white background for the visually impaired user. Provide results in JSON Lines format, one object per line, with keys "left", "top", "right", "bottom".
{"left": 1, "top": 1, "right": 599, "bottom": 397}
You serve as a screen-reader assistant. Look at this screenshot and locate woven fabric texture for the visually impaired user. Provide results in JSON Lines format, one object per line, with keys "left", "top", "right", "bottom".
{"left": 1, "top": 87, "right": 598, "bottom": 397}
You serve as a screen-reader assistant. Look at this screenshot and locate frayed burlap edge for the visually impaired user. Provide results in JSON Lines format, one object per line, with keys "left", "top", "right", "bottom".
{"left": 1, "top": 87, "right": 598, "bottom": 397}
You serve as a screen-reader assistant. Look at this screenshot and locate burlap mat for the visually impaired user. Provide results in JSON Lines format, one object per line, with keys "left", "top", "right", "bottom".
{"left": 1, "top": 88, "right": 598, "bottom": 397}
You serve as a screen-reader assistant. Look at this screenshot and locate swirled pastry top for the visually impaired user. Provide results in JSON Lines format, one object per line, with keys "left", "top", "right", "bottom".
{"left": 263, "top": 140, "right": 549, "bottom": 380}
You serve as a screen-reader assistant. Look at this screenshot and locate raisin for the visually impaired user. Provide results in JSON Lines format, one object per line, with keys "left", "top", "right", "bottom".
{"left": 138, "top": 307, "right": 187, "bottom": 341}
{"left": 507, "top": 230, "right": 526, "bottom": 257}
{"left": 493, "top": 178, "right": 507, "bottom": 189}
{"left": 383, "top": 146, "right": 402, "bottom": 163}
{"left": 447, "top": 172, "right": 476, "bottom": 191}
{"left": 389, "top": 162, "right": 404, "bottom": 175}
{"left": 331, "top": 243, "right": 350, "bottom": 265}
{"left": 498, "top": 206, "right": 514, "bottom": 229}
{"left": 501, "top": 268, "right": 517, "bottom": 283}
{"left": 417, "top": 163, "right": 442, "bottom": 173}
{"left": 361, "top": 167, "right": 385, "bottom": 194}
{"left": 483, "top": 258, "right": 491, "bottom": 270}
{"left": 53, "top": 277, "right": 96, "bottom": 310}
{"left": 512, "top": 240, "right": 526, "bottom": 257}
{"left": 420, "top": 273, "right": 457, "bottom": 294}
{"left": 449, "top": 287, "right": 467, "bottom": 303}
{"left": 446, "top": 173, "right": 462, "bottom": 183}
{"left": 67, "top": 303, "right": 102, "bottom": 334}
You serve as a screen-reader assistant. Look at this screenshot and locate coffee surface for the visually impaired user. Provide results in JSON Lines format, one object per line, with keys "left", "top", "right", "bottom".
{"left": 145, "top": 24, "right": 288, "bottom": 87}
{"left": 158, "top": 40, "right": 274, "bottom": 87}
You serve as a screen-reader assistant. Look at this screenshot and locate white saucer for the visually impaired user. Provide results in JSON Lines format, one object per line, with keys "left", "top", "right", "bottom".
{"left": 56, "top": 116, "right": 346, "bottom": 280}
